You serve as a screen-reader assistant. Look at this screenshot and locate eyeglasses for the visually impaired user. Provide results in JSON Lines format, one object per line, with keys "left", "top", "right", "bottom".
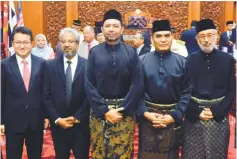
{"left": 13, "top": 41, "right": 31, "bottom": 46}
{"left": 197, "top": 33, "right": 215, "bottom": 40}
{"left": 60, "top": 40, "right": 77, "bottom": 45}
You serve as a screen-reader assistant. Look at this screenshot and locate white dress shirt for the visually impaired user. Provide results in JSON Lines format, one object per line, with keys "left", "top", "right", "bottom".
{"left": 137, "top": 44, "right": 144, "bottom": 55}
{"left": 63, "top": 54, "right": 78, "bottom": 81}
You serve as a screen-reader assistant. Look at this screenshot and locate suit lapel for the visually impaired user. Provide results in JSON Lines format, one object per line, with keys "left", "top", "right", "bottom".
{"left": 57, "top": 55, "right": 66, "bottom": 83}
{"left": 73, "top": 56, "right": 84, "bottom": 82}
{"left": 28, "top": 55, "right": 40, "bottom": 91}
{"left": 9, "top": 55, "right": 26, "bottom": 92}
{"left": 139, "top": 46, "right": 144, "bottom": 56}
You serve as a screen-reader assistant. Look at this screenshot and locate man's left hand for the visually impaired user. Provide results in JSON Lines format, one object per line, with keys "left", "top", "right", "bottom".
{"left": 160, "top": 115, "right": 175, "bottom": 125}
{"left": 65, "top": 116, "right": 77, "bottom": 125}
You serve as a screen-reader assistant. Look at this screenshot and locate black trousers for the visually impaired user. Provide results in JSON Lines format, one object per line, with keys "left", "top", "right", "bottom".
{"left": 6, "top": 128, "right": 43, "bottom": 159}
{"left": 51, "top": 123, "right": 90, "bottom": 159}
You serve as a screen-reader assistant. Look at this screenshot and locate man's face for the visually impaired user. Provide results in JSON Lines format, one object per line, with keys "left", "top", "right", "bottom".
{"left": 72, "top": 25, "right": 81, "bottom": 32}
{"left": 36, "top": 36, "right": 46, "bottom": 48}
{"left": 96, "top": 33, "right": 105, "bottom": 43}
{"left": 12, "top": 33, "right": 32, "bottom": 58}
{"left": 60, "top": 32, "right": 78, "bottom": 58}
{"left": 83, "top": 28, "right": 94, "bottom": 43}
{"left": 227, "top": 24, "right": 233, "bottom": 31}
{"left": 196, "top": 29, "right": 217, "bottom": 53}
{"left": 102, "top": 19, "right": 124, "bottom": 43}
{"left": 152, "top": 31, "right": 172, "bottom": 53}
{"left": 133, "top": 34, "right": 144, "bottom": 48}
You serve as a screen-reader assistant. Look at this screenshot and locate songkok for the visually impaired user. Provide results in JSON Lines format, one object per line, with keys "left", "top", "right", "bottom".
{"left": 196, "top": 19, "right": 216, "bottom": 34}
{"left": 73, "top": 20, "right": 81, "bottom": 26}
{"left": 103, "top": 9, "right": 122, "bottom": 23}
{"left": 152, "top": 20, "right": 171, "bottom": 33}
{"left": 226, "top": 21, "right": 233, "bottom": 25}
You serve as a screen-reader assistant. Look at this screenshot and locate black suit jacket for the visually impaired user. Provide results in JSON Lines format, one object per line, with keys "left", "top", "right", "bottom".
{"left": 43, "top": 55, "right": 89, "bottom": 127}
{"left": 138, "top": 45, "right": 151, "bottom": 56}
{"left": 180, "top": 28, "right": 200, "bottom": 54}
{"left": 219, "top": 31, "right": 233, "bottom": 53}
{"left": 1, "top": 54, "right": 45, "bottom": 132}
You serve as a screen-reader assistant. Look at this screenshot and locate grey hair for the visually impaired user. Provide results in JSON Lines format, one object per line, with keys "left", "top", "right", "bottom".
{"left": 59, "top": 28, "right": 80, "bottom": 43}
{"left": 136, "top": 31, "right": 144, "bottom": 40}
{"left": 83, "top": 25, "right": 95, "bottom": 34}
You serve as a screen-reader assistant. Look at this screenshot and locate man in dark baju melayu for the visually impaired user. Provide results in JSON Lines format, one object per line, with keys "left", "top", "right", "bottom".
{"left": 137, "top": 20, "right": 192, "bottom": 159}
{"left": 182, "top": 19, "right": 236, "bottom": 159}
{"left": 85, "top": 9, "right": 144, "bottom": 159}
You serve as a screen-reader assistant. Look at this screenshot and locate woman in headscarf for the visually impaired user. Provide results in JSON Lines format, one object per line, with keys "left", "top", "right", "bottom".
{"left": 31, "top": 34, "right": 55, "bottom": 60}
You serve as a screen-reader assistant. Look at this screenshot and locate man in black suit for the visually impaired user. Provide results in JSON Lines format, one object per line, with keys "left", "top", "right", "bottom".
{"left": 1, "top": 26, "right": 47, "bottom": 159}
{"left": 180, "top": 20, "right": 200, "bottom": 54}
{"left": 219, "top": 21, "right": 234, "bottom": 53}
{"left": 133, "top": 31, "right": 151, "bottom": 56}
{"left": 43, "top": 28, "right": 90, "bottom": 159}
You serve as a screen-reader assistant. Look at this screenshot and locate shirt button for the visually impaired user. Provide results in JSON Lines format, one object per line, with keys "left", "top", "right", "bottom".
{"left": 207, "top": 60, "right": 209, "bottom": 62}
{"left": 208, "top": 67, "right": 210, "bottom": 69}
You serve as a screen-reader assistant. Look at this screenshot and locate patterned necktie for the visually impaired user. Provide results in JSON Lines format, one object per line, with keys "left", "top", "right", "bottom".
{"left": 88, "top": 43, "right": 91, "bottom": 54}
{"left": 22, "top": 59, "right": 30, "bottom": 92}
{"left": 65, "top": 61, "right": 72, "bottom": 107}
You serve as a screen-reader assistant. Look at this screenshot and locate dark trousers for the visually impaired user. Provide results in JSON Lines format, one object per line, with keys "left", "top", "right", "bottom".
{"left": 51, "top": 123, "right": 90, "bottom": 159}
{"left": 6, "top": 128, "right": 43, "bottom": 159}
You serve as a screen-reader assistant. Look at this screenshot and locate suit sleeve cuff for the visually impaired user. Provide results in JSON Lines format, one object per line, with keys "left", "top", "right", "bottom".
{"left": 55, "top": 118, "right": 61, "bottom": 124}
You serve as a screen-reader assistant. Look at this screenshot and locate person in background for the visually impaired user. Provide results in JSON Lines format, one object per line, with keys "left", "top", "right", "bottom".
{"left": 31, "top": 34, "right": 55, "bottom": 60}
{"left": 180, "top": 20, "right": 200, "bottom": 54}
{"left": 133, "top": 31, "right": 150, "bottom": 56}
{"left": 78, "top": 25, "right": 99, "bottom": 59}
{"left": 171, "top": 27, "right": 188, "bottom": 57}
{"left": 96, "top": 32, "right": 106, "bottom": 44}
{"left": 72, "top": 20, "right": 84, "bottom": 44}
{"left": 219, "top": 21, "right": 234, "bottom": 53}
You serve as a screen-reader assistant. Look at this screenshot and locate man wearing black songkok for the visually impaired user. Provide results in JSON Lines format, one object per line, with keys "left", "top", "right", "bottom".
{"left": 85, "top": 9, "right": 144, "bottom": 159}
{"left": 182, "top": 19, "right": 236, "bottom": 159}
{"left": 137, "top": 19, "right": 192, "bottom": 159}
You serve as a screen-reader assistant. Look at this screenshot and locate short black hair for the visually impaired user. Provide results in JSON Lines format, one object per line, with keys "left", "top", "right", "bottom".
{"left": 11, "top": 26, "right": 33, "bottom": 42}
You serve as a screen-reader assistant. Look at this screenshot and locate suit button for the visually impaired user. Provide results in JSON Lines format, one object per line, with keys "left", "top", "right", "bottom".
{"left": 26, "top": 105, "right": 28, "bottom": 108}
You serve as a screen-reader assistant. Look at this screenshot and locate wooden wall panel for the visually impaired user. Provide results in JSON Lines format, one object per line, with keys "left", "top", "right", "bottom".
{"left": 44, "top": 1, "right": 66, "bottom": 48}
{"left": 200, "top": 2, "right": 223, "bottom": 33}
{"left": 22, "top": 2, "right": 44, "bottom": 39}
{"left": 78, "top": 1, "right": 188, "bottom": 39}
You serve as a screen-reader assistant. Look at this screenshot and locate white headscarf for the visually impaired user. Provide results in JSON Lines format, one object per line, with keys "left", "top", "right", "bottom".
{"left": 31, "top": 34, "right": 54, "bottom": 60}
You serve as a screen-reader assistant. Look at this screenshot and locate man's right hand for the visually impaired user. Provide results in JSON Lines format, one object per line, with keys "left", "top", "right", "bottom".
{"left": 0, "top": 125, "right": 5, "bottom": 135}
{"left": 56, "top": 118, "right": 74, "bottom": 129}
{"left": 199, "top": 108, "right": 213, "bottom": 120}
{"left": 143, "top": 112, "right": 166, "bottom": 128}
{"left": 105, "top": 108, "right": 123, "bottom": 124}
